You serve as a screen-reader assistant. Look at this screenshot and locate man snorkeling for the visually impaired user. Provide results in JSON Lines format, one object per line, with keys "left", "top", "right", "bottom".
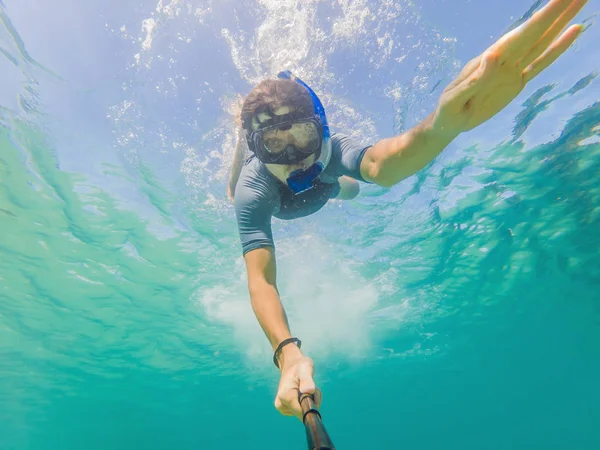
{"left": 227, "top": 0, "right": 588, "bottom": 422}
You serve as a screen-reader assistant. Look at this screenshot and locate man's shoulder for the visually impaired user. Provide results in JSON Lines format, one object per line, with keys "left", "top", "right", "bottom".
{"left": 235, "top": 157, "right": 280, "bottom": 207}
{"left": 330, "top": 131, "right": 348, "bottom": 147}
{"left": 330, "top": 131, "right": 373, "bottom": 155}
{"left": 326, "top": 131, "right": 373, "bottom": 182}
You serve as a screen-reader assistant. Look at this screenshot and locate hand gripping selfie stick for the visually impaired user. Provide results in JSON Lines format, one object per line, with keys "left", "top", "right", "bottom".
{"left": 299, "top": 392, "right": 335, "bottom": 450}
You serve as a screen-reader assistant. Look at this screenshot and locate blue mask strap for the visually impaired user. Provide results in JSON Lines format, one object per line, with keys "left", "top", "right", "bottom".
{"left": 277, "top": 71, "right": 330, "bottom": 140}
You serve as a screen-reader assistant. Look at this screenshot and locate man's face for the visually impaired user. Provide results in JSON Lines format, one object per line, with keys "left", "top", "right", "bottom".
{"left": 252, "top": 105, "right": 318, "bottom": 172}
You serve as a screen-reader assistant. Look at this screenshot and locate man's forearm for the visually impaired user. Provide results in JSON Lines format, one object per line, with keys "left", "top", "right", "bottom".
{"left": 249, "top": 281, "right": 303, "bottom": 367}
{"left": 362, "top": 112, "right": 460, "bottom": 187}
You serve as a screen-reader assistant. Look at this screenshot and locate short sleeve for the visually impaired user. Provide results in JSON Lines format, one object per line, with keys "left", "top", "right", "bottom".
{"left": 327, "top": 133, "right": 373, "bottom": 183}
{"left": 234, "top": 166, "right": 279, "bottom": 256}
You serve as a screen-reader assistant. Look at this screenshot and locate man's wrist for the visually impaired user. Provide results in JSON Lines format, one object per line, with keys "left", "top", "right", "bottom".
{"left": 428, "top": 109, "right": 461, "bottom": 140}
{"left": 276, "top": 341, "right": 303, "bottom": 370}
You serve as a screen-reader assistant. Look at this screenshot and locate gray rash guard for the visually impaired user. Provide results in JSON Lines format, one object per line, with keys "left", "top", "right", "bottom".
{"left": 234, "top": 132, "right": 372, "bottom": 255}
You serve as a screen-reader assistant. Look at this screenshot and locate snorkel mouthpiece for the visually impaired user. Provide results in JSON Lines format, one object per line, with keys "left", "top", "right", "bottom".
{"left": 287, "top": 162, "right": 325, "bottom": 195}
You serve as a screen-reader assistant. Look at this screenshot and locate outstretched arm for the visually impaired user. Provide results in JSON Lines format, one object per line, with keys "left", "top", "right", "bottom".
{"left": 360, "top": 0, "right": 587, "bottom": 187}
{"left": 244, "top": 247, "right": 296, "bottom": 357}
{"left": 244, "top": 247, "right": 321, "bottom": 421}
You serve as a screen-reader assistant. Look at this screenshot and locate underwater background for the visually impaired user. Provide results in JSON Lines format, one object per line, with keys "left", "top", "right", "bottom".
{"left": 1, "top": 0, "right": 599, "bottom": 449}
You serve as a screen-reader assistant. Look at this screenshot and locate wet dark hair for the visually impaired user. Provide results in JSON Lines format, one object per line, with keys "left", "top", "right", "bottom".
{"left": 240, "top": 79, "right": 314, "bottom": 131}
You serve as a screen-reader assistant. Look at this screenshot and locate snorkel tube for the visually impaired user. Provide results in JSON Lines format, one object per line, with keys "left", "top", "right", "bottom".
{"left": 277, "top": 70, "right": 332, "bottom": 194}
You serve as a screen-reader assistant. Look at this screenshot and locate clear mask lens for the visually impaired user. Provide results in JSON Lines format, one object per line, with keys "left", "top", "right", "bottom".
{"left": 262, "top": 121, "right": 320, "bottom": 155}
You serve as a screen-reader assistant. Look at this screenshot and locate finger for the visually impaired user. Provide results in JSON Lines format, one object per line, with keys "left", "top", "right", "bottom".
{"left": 445, "top": 56, "right": 481, "bottom": 92}
{"left": 274, "top": 396, "right": 295, "bottom": 416}
{"left": 518, "top": 0, "right": 588, "bottom": 68}
{"left": 445, "top": 51, "right": 499, "bottom": 102}
{"left": 290, "top": 365, "right": 316, "bottom": 419}
{"left": 298, "top": 373, "right": 316, "bottom": 396}
{"left": 277, "top": 386, "right": 304, "bottom": 420}
{"left": 523, "top": 24, "right": 583, "bottom": 84}
{"left": 280, "top": 407, "right": 295, "bottom": 417}
{"left": 501, "top": 0, "right": 583, "bottom": 58}
{"left": 284, "top": 396, "right": 304, "bottom": 422}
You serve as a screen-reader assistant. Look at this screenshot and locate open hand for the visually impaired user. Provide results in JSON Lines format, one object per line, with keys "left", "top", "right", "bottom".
{"left": 433, "top": 0, "right": 588, "bottom": 135}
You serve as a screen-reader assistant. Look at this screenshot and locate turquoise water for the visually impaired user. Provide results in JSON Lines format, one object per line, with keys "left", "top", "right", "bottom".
{"left": 1, "top": 1, "right": 600, "bottom": 449}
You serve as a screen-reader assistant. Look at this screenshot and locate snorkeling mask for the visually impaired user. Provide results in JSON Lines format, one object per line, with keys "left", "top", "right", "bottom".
{"left": 246, "top": 115, "right": 324, "bottom": 165}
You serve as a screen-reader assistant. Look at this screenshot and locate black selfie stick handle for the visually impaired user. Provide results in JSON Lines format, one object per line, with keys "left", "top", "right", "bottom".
{"left": 299, "top": 392, "right": 335, "bottom": 450}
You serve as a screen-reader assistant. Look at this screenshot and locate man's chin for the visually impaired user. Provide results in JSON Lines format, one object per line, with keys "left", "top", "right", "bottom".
{"left": 294, "top": 156, "right": 316, "bottom": 170}
{"left": 286, "top": 161, "right": 312, "bottom": 175}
